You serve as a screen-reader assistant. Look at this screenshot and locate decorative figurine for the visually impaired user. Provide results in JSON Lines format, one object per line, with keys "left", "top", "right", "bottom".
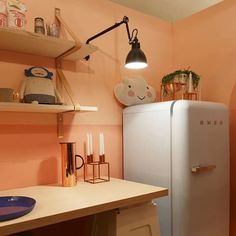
{"left": 20, "top": 67, "right": 62, "bottom": 104}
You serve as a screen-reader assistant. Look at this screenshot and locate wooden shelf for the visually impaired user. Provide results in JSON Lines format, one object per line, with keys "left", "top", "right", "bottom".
{"left": 0, "top": 102, "right": 98, "bottom": 113}
{"left": 0, "top": 22, "right": 98, "bottom": 138}
{"left": 0, "top": 27, "right": 97, "bottom": 60}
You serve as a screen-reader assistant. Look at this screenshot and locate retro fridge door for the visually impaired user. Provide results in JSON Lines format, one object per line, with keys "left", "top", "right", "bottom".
{"left": 171, "top": 101, "right": 229, "bottom": 236}
{"left": 123, "top": 102, "right": 174, "bottom": 236}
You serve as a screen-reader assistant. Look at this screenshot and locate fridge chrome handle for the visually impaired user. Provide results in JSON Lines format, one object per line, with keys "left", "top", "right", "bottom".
{"left": 191, "top": 165, "right": 216, "bottom": 173}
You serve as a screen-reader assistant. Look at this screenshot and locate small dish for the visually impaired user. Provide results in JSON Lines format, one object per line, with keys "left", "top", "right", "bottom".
{"left": 0, "top": 196, "right": 36, "bottom": 222}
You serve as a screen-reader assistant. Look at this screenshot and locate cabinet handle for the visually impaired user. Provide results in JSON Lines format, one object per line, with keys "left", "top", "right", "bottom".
{"left": 191, "top": 165, "right": 216, "bottom": 173}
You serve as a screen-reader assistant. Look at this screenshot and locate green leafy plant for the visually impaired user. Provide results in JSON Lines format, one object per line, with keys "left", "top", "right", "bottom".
{"left": 161, "top": 69, "right": 200, "bottom": 96}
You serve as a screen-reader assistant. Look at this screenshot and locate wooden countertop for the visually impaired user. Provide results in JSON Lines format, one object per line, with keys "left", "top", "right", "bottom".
{"left": 0, "top": 178, "right": 168, "bottom": 235}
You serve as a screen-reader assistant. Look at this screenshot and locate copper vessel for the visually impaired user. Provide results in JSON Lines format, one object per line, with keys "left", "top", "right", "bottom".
{"left": 60, "top": 142, "right": 84, "bottom": 187}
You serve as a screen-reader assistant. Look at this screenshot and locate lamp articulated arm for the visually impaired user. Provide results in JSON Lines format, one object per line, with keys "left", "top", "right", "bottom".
{"left": 86, "top": 16, "right": 133, "bottom": 45}
{"left": 85, "top": 16, "right": 137, "bottom": 60}
{"left": 85, "top": 16, "right": 147, "bottom": 69}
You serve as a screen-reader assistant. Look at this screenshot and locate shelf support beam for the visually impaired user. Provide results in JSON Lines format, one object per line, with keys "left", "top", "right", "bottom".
{"left": 57, "top": 113, "right": 64, "bottom": 139}
{"left": 56, "top": 68, "right": 80, "bottom": 138}
{"left": 56, "top": 68, "right": 80, "bottom": 110}
{"left": 54, "top": 8, "right": 82, "bottom": 138}
{"left": 55, "top": 8, "right": 82, "bottom": 63}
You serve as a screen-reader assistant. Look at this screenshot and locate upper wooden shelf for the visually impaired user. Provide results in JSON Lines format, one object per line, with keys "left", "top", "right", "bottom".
{"left": 0, "top": 102, "right": 98, "bottom": 113}
{"left": 0, "top": 27, "right": 97, "bottom": 61}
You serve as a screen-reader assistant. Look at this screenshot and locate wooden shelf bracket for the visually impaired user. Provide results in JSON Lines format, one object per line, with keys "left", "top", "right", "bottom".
{"left": 54, "top": 8, "right": 89, "bottom": 138}
{"left": 55, "top": 8, "right": 83, "bottom": 63}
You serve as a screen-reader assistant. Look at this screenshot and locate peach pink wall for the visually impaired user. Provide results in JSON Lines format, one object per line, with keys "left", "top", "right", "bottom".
{"left": 0, "top": 1, "right": 172, "bottom": 190}
{"left": 172, "top": 0, "right": 236, "bottom": 234}
{"left": 1, "top": 0, "right": 234, "bottom": 232}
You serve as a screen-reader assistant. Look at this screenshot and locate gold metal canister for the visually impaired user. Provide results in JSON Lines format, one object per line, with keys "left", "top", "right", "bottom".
{"left": 60, "top": 142, "right": 84, "bottom": 187}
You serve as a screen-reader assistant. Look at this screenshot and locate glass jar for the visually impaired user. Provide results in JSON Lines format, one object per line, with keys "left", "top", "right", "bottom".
{"left": 34, "top": 17, "right": 45, "bottom": 34}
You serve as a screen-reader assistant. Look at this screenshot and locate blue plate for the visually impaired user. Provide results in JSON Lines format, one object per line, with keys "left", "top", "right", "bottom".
{"left": 0, "top": 196, "right": 36, "bottom": 222}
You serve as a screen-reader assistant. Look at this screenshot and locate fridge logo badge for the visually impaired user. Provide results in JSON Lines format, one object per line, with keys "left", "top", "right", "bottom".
{"left": 200, "top": 120, "right": 223, "bottom": 125}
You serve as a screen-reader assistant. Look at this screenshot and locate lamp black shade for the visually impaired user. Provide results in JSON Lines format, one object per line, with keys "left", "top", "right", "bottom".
{"left": 125, "top": 40, "right": 148, "bottom": 69}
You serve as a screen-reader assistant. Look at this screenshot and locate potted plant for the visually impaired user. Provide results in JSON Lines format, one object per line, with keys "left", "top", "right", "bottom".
{"left": 161, "top": 69, "right": 200, "bottom": 96}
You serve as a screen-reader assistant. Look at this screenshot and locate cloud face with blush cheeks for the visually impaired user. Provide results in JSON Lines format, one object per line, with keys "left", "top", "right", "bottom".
{"left": 114, "top": 76, "right": 156, "bottom": 106}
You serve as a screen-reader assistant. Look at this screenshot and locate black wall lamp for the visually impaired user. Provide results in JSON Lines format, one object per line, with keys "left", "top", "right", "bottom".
{"left": 85, "top": 16, "right": 148, "bottom": 69}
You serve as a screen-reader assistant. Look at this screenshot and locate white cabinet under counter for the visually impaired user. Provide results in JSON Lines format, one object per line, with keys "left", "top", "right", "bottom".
{"left": 0, "top": 178, "right": 168, "bottom": 236}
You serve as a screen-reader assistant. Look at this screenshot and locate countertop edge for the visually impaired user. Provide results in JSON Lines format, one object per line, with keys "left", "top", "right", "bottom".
{"left": 0, "top": 181, "right": 168, "bottom": 235}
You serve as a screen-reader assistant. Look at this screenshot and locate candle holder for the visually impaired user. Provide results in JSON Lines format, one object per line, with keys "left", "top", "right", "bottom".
{"left": 99, "top": 154, "right": 105, "bottom": 163}
{"left": 160, "top": 82, "right": 199, "bottom": 101}
{"left": 84, "top": 154, "right": 110, "bottom": 184}
{"left": 86, "top": 154, "right": 94, "bottom": 164}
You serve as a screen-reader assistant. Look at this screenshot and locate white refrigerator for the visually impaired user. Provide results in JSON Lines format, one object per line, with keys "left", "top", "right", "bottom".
{"left": 123, "top": 100, "right": 229, "bottom": 236}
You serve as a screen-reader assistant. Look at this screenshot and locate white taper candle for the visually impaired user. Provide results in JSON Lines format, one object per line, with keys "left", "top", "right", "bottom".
{"left": 86, "top": 133, "right": 90, "bottom": 156}
{"left": 99, "top": 133, "right": 105, "bottom": 155}
{"left": 99, "top": 133, "right": 102, "bottom": 156}
{"left": 188, "top": 72, "right": 193, "bottom": 93}
{"left": 89, "top": 133, "right": 93, "bottom": 155}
